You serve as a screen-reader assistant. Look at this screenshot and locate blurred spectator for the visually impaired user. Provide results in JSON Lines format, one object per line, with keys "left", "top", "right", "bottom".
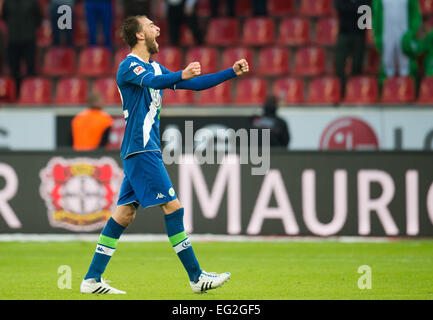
{"left": 252, "top": 0, "right": 267, "bottom": 16}
{"left": 122, "top": 0, "right": 151, "bottom": 18}
{"left": 1, "top": 0, "right": 42, "bottom": 94}
{"left": 210, "top": 0, "right": 235, "bottom": 17}
{"left": 85, "top": 0, "right": 113, "bottom": 47}
{"left": 251, "top": 96, "right": 290, "bottom": 148}
{"left": 372, "top": 0, "right": 422, "bottom": 83}
{"left": 50, "top": 0, "right": 75, "bottom": 47}
{"left": 166, "top": 0, "right": 204, "bottom": 46}
{"left": 334, "top": 0, "right": 370, "bottom": 97}
{"left": 71, "top": 92, "right": 113, "bottom": 151}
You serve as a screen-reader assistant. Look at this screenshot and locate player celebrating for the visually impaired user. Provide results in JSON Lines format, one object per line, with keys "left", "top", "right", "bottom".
{"left": 80, "top": 15, "right": 249, "bottom": 295}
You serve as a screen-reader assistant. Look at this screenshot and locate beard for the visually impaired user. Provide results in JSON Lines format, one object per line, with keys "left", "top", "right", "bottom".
{"left": 145, "top": 35, "right": 159, "bottom": 55}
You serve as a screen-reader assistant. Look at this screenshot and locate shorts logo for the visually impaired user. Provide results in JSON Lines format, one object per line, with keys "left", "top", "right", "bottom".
{"left": 156, "top": 193, "right": 166, "bottom": 200}
{"left": 133, "top": 66, "right": 145, "bottom": 75}
{"left": 168, "top": 188, "right": 175, "bottom": 197}
{"left": 39, "top": 157, "right": 123, "bottom": 232}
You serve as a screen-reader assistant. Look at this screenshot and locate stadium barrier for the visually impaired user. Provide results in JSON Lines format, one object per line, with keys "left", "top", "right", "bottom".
{"left": 0, "top": 150, "right": 432, "bottom": 237}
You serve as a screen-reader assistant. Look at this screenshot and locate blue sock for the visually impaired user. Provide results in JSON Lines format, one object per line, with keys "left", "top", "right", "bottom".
{"left": 164, "top": 208, "right": 202, "bottom": 283}
{"left": 84, "top": 217, "right": 125, "bottom": 281}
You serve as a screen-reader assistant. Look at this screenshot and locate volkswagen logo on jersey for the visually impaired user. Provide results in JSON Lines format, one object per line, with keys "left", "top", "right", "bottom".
{"left": 39, "top": 157, "right": 123, "bottom": 231}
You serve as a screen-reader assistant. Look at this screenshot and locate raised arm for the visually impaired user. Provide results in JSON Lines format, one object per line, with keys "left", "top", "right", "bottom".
{"left": 175, "top": 59, "right": 249, "bottom": 91}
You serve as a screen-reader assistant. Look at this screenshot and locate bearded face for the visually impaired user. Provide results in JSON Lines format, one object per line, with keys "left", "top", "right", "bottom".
{"left": 145, "top": 33, "right": 159, "bottom": 55}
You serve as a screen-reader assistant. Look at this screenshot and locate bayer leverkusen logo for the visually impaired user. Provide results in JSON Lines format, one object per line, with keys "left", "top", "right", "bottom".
{"left": 39, "top": 157, "right": 123, "bottom": 231}
{"left": 319, "top": 117, "right": 379, "bottom": 150}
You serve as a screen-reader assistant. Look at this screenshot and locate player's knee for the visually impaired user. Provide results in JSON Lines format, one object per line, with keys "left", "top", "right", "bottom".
{"left": 114, "top": 204, "right": 136, "bottom": 226}
{"left": 161, "top": 199, "right": 182, "bottom": 215}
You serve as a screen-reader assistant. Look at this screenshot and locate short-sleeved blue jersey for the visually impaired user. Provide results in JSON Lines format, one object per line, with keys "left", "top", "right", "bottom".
{"left": 116, "top": 53, "right": 174, "bottom": 159}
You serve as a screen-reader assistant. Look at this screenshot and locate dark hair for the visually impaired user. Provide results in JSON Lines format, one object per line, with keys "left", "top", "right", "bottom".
{"left": 121, "top": 15, "right": 146, "bottom": 48}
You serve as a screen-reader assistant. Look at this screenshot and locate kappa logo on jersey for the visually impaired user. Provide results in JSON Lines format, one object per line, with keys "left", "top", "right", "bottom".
{"left": 39, "top": 157, "right": 123, "bottom": 232}
{"left": 133, "top": 66, "right": 145, "bottom": 75}
{"left": 129, "top": 62, "right": 139, "bottom": 68}
{"left": 156, "top": 193, "right": 166, "bottom": 199}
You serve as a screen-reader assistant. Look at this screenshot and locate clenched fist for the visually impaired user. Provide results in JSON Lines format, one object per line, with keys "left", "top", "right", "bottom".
{"left": 182, "top": 62, "right": 201, "bottom": 80}
{"left": 233, "top": 59, "right": 249, "bottom": 76}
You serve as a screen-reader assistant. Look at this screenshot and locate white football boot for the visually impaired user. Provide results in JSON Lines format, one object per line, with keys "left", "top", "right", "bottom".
{"left": 80, "top": 278, "right": 126, "bottom": 295}
{"left": 190, "top": 270, "right": 231, "bottom": 294}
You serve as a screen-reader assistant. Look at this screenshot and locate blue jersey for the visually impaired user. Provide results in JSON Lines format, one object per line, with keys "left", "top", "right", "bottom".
{"left": 116, "top": 53, "right": 237, "bottom": 159}
{"left": 116, "top": 53, "right": 178, "bottom": 159}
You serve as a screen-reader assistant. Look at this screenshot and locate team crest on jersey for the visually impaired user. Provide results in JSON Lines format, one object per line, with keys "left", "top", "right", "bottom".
{"left": 39, "top": 157, "right": 123, "bottom": 231}
{"left": 133, "top": 66, "right": 145, "bottom": 75}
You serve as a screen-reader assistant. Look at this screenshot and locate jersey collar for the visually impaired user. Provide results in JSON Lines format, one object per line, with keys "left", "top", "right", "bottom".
{"left": 127, "top": 53, "right": 151, "bottom": 65}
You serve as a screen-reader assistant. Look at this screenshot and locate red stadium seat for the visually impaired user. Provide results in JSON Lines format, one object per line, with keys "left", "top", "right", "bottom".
{"left": 268, "top": 0, "right": 296, "bottom": 16}
{"left": 180, "top": 24, "right": 196, "bottom": 46}
{"left": 18, "top": 77, "right": 52, "bottom": 105}
{"left": 381, "top": 77, "right": 415, "bottom": 104}
{"left": 235, "top": 0, "right": 253, "bottom": 16}
{"left": 364, "top": 48, "right": 380, "bottom": 75}
{"left": 152, "top": 47, "right": 183, "bottom": 72}
{"left": 197, "top": 0, "right": 211, "bottom": 17}
{"left": 233, "top": 78, "right": 267, "bottom": 105}
{"left": 417, "top": 77, "right": 433, "bottom": 104}
{"left": 42, "top": 47, "right": 76, "bottom": 76}
{"left": 163, "top": 89, "right": 195, "bottom": 105}
{"left": 299, "top": 0, "right": 333, "bottom": 17}
{"left": 78, "top": 47, "right": 111, "bottom": 76}
{"left": 273, "top": 77, "right": 305, "bottom": 104}
{"left": 197, "top": 82, "right": 231, "bottom": 105}
{"left": 278, "top": 17, "right": 311, "bottom": 46}
{"left": 73, "top": 19, "right": 88, "bottom": 47}
{"left": 419, "top": 0, "right": 433, "bottom": 15}
{"left": 206, "top": 18, "right": 239, "bottom": 46}
{"left": 242, "top": 17, "right": 275, "bottom": 46}
{"left": 221, "top": 47, "right": 255, "bottom": 72}
{"left": 293, "top": 46, "right": 326, "bottom": 76}
{"left": 55, "top": 77, "right": 88, "bottom": 105}
{"left": 0, "top": 78, "right": 16, "bottom": 103}
{"left": 37, "top": 19, "right": 52, "bottom": 47}
{"left": 113, "top": 47, "right": 131, "bottom": 72}
{"left": 92, "top": 77, "right": 121, "bottom": 105}
{"left": 314, "top": 17, "right": 338, "bottom": 46}
{"left": 185, "top": 47, "right": 218, "bottom": 73}
{"left": 307, "top": 76, "right": 341, "bottom": 105}
{"left": 257, "top": 47, "right": 290, "bottom": 76}
{"left": 343, "top": 76, "right": 379, "bottom": 104}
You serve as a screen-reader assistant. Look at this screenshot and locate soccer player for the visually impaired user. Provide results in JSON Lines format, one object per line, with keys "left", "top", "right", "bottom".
{"left": 80, "top": 15, "right": 249, "bottom": 295}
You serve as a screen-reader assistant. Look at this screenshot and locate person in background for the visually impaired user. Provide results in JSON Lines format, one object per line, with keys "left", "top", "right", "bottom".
{"left": 85, "top": 0, "right": 113, "bottom": 47}
{"left": 251, "top": 95, "right": 290, "bottom": 148}
{"left": 334, "top": 0, "right": 370, "bottom": 97}
{"left": 372, "top": 0, "right": 422, "bottom": 84}
{"left": 166, "top": 0, "right": 204, "bottom": 46}
{"left": 1, "top": 0, "right": 42, "bottom": 94}
{"left": 71, "top": 92, "right": 113, "bottom": 151}
{"left": 210, "top": 0, "right": 235, "bottom": 17}
{"left": 50, "top": 0, "right": 75, "bottom": 47}
{"left": 252, "top": 0, "right": 267, "bottom": 16}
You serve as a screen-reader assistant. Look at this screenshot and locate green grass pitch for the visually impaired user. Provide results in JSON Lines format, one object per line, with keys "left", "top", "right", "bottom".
{"left": 0, "top": 240, "right": 432, "bottom": 300}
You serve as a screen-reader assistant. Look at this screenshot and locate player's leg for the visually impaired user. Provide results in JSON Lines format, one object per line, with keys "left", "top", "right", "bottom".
{"left": 81, "top": 174, "right": 139, "bottom": 294}
{"left": 161, "top": 199, "right": 231, "bottom": 294}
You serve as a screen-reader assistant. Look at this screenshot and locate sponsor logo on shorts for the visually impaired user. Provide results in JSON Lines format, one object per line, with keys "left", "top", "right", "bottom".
{"left": 156, "top": 193, "right": 166, "bottom": 199}
{"left": 169, "top": 188, "right": 175, "bottom": 197}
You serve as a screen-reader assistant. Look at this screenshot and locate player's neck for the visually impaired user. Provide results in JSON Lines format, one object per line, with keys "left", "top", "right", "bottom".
{"left": 131, "top": 45, "right": 151, "bottom": 64}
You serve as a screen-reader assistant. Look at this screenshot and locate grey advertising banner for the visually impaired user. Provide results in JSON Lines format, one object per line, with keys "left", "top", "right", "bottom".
{"left": 0, "top": 151, "right": 432, "bottom": 236}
